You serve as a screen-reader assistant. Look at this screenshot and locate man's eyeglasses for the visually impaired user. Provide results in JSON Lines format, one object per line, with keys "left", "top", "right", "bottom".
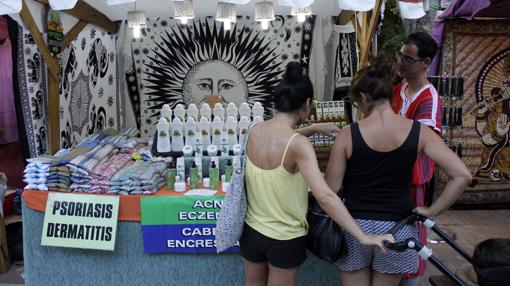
{"left": 396, "top": 51, "right": 425, "bottom": 66}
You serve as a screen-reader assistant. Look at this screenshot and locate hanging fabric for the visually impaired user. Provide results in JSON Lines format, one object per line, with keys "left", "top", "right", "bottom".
{"left": 7, "top": 16, "right": 48, "bottom": 159}
{"left": 0, "top": 17, "right": 18, "bottom": 144}
{"left": 332, "top": 21, "right": 357, "bottom": 122}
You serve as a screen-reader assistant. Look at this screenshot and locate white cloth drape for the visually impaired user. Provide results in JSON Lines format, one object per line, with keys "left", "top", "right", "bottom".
{"left": 278, "top": 0, "right": 314, "bottom": 8}
{"left": 398, "top": 0, "right": 425, "bottom": 19}
{"left": 0, "top": 0, "right": 21, "bottom": 15}
{"left": 48, "top": 0, "right": 78, "bottom": 10}
{"left": 337, "top": 0, "right": 375, "bottom": 11}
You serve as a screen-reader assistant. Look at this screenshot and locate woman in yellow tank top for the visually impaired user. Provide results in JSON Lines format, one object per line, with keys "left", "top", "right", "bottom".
{"left": 239, "top": 62, "right": 393, "bottom": 286}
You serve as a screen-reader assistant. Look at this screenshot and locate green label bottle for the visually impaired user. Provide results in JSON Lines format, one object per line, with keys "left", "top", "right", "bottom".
{"left": 190, "top": 161, "right": 199, "bottom": 189}
{"left": 225, "top": 159, "right": 234, "bottom": 182}
{"left": 209, "top": 161, "right": 219, "bottom": 190}
{"left": 166, "top": 162, "right": 177, "bottom": 190}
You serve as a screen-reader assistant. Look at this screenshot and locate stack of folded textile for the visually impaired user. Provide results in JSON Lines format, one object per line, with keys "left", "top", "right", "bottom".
{"left": 108, "top": 161, "right": 167, "bottom": 195}
{"left": 68, "top": 143, "right": 117, "bottom": 192}
{"left": 89, "top": 153, "right": 135, "bottom": 194}
{"left": 23, "top": 162, "right": 50, "bottom": 191}
{"left": 45, "top": 165, "right": 71, "bottom": 192}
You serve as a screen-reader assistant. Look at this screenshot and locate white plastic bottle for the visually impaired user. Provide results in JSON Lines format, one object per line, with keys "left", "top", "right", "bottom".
{"left": 226, "top": 102, "right": 238, "bottom": 120}
{"left": 225, "top": 116, "right": 238, "bottom": 148}
{"left": 200, "top": 103, "right": 212, "bottom": 121}
{"left": 173, "top": 104, "right": 186, "bottom": 122}
{"left": 171, "top": 117, "right": 184, "bottom": 152}
{"left": 213, "top": 102, "right": 225, "bottom": 121}
{"left": 198, "top": 116, "right": 211, "bottom": 149}
{"left": 187, "top": 103, "right": 199, "bottom": 121}
{"left": 252, "top": 102, "right": 264, "bottom": 118}
{"left": 238, "top": 116, "right": 251, "bottom": 145}
{"left": 156, "top": 118, "right": 171, "bottom": 153}
{"left": 184, "top": 117, "right": 197, "bottom": 147}
{"left": 161, "top": 104, "right": 172, "bottom": 123}
{"left": 211, "top": 116, "right": 224, "bottom": 150}
{"left": 239, "top": 102, "right": 252, "bottom": 119}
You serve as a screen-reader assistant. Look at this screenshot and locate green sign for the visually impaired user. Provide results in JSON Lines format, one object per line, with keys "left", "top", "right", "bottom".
{"left": 41, "top": 193, "right": 120, "bottom": 251}
{"left": 141, "top": 196, "right": 236, "bottom": 253}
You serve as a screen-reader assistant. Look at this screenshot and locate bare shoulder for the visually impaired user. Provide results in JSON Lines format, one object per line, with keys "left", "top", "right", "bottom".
{"left": 418, "top": 122, "right": 443, "bottom": 150}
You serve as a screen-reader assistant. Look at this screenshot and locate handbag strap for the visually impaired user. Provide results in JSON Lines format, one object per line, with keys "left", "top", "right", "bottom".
{"left": 239, "top": 121, "right": 261, "bottom": 175}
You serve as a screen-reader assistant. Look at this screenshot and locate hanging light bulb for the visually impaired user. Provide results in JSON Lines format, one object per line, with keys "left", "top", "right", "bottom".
{"left": 216, "top": 2, "right": 236, "bottom": 31}
{"left": 128, "top": 1, "right": 146, "bottom": 39}
{"left": 224, "top": 21, "right": 232, "bottom": 31}
{"left": 291, "top": 5, "right": 312, "bottom": 23}
{"left": 255, "top": 1, "right": 275, "bottom": 31}
{"left": 175, "top": 0, "right": 194, "bottom": 25}
{"left": 290, "top": 5, "right": 312, "bottom": 23}
{"left": 132, "top": 26, "right": 141, "bottom": 38}
{"left": 260, "top": 20, "right": 269, "bottom": 30}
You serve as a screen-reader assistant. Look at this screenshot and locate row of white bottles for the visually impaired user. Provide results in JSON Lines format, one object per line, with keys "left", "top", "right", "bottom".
{"left": 156, "top": 114, "right": 263, "bottom": 154}
{"left": 160, "top": 102, "right": 265, "bottom": 123}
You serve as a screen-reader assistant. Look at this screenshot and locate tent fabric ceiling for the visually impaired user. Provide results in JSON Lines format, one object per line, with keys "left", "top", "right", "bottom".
{"left": 82, "top": 0, "right": 341, "bottom": 21}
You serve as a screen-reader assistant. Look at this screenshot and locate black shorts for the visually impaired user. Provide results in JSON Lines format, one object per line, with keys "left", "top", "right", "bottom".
{"left": 239, "top": 223, "right": 306, "bottom": 269}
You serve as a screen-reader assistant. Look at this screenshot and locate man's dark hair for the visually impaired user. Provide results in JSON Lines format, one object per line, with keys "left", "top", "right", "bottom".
{"left": 404, "top": 32, "right": 438, "bottom": 60}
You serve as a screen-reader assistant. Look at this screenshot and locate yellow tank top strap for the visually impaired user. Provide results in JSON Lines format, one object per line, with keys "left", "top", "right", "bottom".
{"left": 280, "top": 133, "right": 300, "bottom": 166}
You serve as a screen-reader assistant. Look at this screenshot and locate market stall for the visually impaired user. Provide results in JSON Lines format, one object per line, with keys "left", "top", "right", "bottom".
{"left": 22, "top": 188, "right": 340, "bottom": 285}
{"left": 0, "top": 0, "right": 435, "bottom": 284}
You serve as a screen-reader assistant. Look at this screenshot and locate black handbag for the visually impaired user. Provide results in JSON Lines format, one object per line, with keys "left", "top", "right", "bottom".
{"left": 306, "top": 196, "right": 347, "bottom": 264}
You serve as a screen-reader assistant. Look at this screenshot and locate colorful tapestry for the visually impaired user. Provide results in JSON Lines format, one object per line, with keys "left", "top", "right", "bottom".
{"left": 7, "top": 16, "right": 48, "bottom": 158}
{"left": 440, "top": 19, "right": 510, "bottom": 204}
{"left": 60, "top": 29, "right": 119, "bottom": 148}
{"left": 132, "top": 16, "right": 315, "bottom": 138}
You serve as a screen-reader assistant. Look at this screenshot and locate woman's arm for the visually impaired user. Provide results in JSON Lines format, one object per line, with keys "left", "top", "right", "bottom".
{"left": 417, "top": 126, "right": 472, "bottom": 217}
{"left": 325, "top": 127, "right": 350, "bottom": 192}
{"left": 296, "top": 122, "right": 340, "bottom": 137}
{"left": 292, "top": 135, "right": 393, "bottom": 252}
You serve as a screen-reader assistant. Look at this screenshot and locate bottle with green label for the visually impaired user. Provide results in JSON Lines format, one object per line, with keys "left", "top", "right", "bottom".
{"left": 209, "top": 161, "right": 219, "bottom": 190}
{"left": 166, "top": 161, "right": 177, "bottom": 190}
{"left": 190, "top": 161, "right": 199, "bottom": 189}
{"left": 225, "top": 159, "right": 234, "bottom": 182}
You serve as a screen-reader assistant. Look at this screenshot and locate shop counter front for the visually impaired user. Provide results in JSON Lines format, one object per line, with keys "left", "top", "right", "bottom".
{"left": 22, "top": 189, "right": 340, "bottom": 286}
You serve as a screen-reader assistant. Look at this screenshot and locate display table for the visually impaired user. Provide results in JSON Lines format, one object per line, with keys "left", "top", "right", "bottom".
{"left": 22, "top": 190, "right": 340, "bottom": 286}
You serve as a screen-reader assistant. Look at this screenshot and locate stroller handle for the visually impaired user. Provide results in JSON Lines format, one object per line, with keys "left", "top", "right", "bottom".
{"left": 382, "top": 213, "right": 473, "bottom": 263}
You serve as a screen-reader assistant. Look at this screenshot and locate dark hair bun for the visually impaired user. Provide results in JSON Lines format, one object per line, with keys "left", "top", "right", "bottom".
{"left": 282, "top": 62, "right": 303, "bottom": 82}
{"left": 273, "top": 61, "right": 314, "bottom": 113}
{"left": 367, "top": 58, "right": 395, "bottom": 80}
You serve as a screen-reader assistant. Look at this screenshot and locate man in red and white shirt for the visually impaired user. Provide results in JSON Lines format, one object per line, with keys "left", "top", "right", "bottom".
{"left": 392, "top": 32, "right": 442, "bottom": 286}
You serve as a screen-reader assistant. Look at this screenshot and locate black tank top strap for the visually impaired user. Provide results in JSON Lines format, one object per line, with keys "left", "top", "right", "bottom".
{"left": 403, "top": 120, "right": 421, "bottom": 153}
{"left": 349, "top": 122, "right": 366, "bottom": 150}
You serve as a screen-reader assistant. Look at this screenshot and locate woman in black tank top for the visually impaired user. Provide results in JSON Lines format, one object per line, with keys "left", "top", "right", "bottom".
{"left": 324, "top": 57, "right": 471, "bottom": 286}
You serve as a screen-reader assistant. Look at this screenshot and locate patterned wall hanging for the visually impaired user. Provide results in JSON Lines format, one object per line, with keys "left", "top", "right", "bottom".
{"left": 440, "top": 19, "right": 510, "bottom": 204}
{"left": 132, "top": 16, "right": 315, "bottom": 138}
{"left": 60, "top": 28, "right": 119, "bottom": 148}
{"left": 8, "top": 16, "right": 49, "bottom": 158}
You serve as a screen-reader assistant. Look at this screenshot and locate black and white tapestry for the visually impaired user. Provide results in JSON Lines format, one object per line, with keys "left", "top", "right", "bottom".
{"left": 331, "top": 23, "right": 358, "bottom": 123}
{"left": 8, "top": 15, "right": 49, "bottom": 158}
{"left": 60, "top": 29, "right": 118, "bottom": 148}
{"left": 132, "top": 16, "right": 315, "bottom": 137}
{"left": 333, "top": 32, "right": 357, "bottom": 101}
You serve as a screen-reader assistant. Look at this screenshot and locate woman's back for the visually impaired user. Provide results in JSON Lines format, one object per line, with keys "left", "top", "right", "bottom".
{"left": 342, "top": 116, "right": 420, "bottom": 221}
{"left": 244, "top": 121, "right": 308, "bottom": 240}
